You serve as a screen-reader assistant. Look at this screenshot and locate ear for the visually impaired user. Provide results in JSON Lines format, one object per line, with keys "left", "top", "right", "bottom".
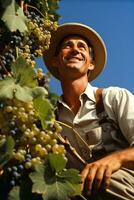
{"left": 88, "top": 62, "right": 95, "bottom": 71}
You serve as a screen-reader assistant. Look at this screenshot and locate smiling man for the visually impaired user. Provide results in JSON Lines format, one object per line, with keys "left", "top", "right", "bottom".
{"left": 43, "top": 23, "right": 134, "bottom": 200}
{"left": 53, "top": 35, "right": 94, "bottom": 83}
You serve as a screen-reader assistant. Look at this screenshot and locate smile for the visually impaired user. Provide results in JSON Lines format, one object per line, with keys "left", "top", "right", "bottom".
{"left": 66, "top": 56, "right": 84, "bottom": 61}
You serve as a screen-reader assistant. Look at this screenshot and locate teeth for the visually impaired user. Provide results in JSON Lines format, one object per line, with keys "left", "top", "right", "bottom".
{"left": 69, "top": 57, "right": 81, "bottom": 60}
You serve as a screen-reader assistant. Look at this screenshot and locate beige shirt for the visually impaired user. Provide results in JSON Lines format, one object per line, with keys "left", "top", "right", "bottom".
{"left": 57, "top": 84, "right": 134, "bottom": 168}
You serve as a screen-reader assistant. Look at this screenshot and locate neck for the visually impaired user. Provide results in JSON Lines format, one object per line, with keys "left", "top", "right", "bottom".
{"left": 61, "top": 76, "right": 88, "bottom": 114}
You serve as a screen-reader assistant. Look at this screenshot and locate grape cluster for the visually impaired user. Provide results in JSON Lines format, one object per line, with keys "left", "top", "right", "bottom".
{"left": 37, "top": 68, "right": 50, "bottom": 89}
{"left": 25, "top": 10, "right": 58, "bottom": 57}
{"left": 6, "top": 164, "right": 24, "bottom": 186}
{"left": 0, "top": 30, "right": 24, "bottom": 76}
{"left": 0, "top": 98, "right": 66, "bottom": 186}
{"left": 0, "top": 4, "right": 58, "bottom": 81}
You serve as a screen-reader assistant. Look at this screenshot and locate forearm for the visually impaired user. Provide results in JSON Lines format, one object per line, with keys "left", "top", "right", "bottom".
{"left": 116, "top": 146, "right": 134, "bottom": 169}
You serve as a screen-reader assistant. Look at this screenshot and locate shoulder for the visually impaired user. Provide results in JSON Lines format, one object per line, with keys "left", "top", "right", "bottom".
{"left": 103, "top": 86, "right": 133, "bottom": 99}
{"left": 100, "top": 87, "right": 134, "bottom": 120}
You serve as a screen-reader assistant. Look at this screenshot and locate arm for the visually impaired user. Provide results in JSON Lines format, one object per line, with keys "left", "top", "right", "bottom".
{"left": 81, "top": 87, "right": 134, "bottom": 194}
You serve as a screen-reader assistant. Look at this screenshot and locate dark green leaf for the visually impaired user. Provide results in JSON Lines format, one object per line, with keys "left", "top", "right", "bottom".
{"left": 8, "top": 186, "right": 20, "bottom": 200}
{"left": 48, "top": 0, "right": 59, "bottom": 14}
{"left": 11, "top": 57, "right": 37, "bottom": 87}
{"left": 30, "top": 154, "right": 82, "bottom": 200}
{"left": 33, "top": 96, "right": 52, "bottom": 129}
{"left": 1, "top": 0, "right": 27, "bottom": 32}
{"left": 0, "top": 0, "right": 12, "bottom": 9}
{"left": 48, "top": 0, "right": 60, "bottom": 20}
{"left": 58, "top": 169, "right": 82, "bottom": 184}
{"left": 0, "top": 136, "right": 15, "bottom": 167}
{"left": 48, "top": 92, "right": 59, "bottom": 106}
{"left": 30, "top": 164, "right": 47, "bottom": 194}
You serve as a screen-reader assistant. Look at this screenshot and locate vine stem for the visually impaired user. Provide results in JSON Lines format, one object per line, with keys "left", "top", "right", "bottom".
{"left": 55, "top": 120, "right": 87, "bottom": 165}
{"left": 56, "top": 120, "right": 92, "bottom": 156}
{"left": 79, "top": 195, "right": 88, "bottom": 200}
{"left": 26, "top": 4, "right": 45, "bottom": 18}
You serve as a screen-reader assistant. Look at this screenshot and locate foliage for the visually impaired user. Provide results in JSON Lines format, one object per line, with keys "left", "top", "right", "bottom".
{"left": 30, "top": 154, "right": 81, "bottom": 200}
{"left": 1, "top": 0, "right": 28, "bottom": 32}
{"left": 0, "top": 0, "right": 84, "bottom": 200}
{"left": 0, "top": 136, "right": 15, "bottom": 167}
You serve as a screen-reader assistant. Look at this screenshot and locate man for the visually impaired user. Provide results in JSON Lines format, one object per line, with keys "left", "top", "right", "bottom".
{"left": 43, "top": 23, "right": 134, "bottom": 200}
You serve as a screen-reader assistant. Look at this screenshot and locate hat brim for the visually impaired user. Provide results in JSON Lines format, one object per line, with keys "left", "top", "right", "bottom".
{"left": 43, "top": 23, "right": 107, "bottom": 81}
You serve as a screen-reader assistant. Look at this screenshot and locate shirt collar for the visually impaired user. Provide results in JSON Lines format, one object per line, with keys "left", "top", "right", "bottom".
{"left": 58, "top": 83, "right": 97, "bottom": 106}
{"left": 82, "top": 83, "right": 97, "bottom": 102}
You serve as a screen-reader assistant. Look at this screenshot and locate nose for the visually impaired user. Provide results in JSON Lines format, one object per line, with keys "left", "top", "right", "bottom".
{"left": 71, "top": 44, "right": 80, "bottom": 53}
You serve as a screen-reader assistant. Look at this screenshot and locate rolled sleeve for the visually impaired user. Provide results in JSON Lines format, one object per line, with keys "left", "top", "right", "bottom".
{"left": 103, "top": 87, "right": 134, "bottom": 146}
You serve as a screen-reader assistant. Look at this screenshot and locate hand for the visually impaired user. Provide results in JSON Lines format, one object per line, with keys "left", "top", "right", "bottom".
{"left": 81, "top": 152, "right": 122, "bottom": 195}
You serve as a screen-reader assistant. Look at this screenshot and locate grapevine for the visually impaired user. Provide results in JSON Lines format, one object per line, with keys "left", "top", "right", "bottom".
{"left": 0, "top": 0, "right": 82, "bottom": 200}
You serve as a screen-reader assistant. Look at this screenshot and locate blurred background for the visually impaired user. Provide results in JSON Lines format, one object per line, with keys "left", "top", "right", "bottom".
{"left": 37, "top": 0, "right": 134, "bottom": 95}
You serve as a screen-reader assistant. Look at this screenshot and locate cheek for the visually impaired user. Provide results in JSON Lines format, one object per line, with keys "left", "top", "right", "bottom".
{"left": 58, "top": 51, "right": 69, "bottom": 62}
{"left": 86, "top": 53, "right": 92, "bottom": 63}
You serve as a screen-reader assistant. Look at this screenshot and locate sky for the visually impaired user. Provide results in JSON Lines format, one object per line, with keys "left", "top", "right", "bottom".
{"left": 37, "top": 0, "right": 134, "bottom": 95}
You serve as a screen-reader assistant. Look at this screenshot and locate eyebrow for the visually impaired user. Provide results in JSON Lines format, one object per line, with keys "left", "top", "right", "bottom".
{"left": 55, "top": 34, "right": 92, "bottom": 55}
{"left": 55, "top": 34, "right": 94, "bottom": 61}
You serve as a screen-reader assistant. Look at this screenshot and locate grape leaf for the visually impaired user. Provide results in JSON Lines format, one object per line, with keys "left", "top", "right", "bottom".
{"left": 0, "top": 136, "right": 15, "bottom": 167}
{"left": 11, "top": 56, "right": 37, "bottom": 88}
{"left": 0, "top": 0, "right": 13, "bottom": 9}
{"left": 0, "top": 77, "right": 15, "bottom": 99}
{"left": 33, "top": 96, "right": 52, "bottom": 129}
{"left": 48, "top": 0, "right": 59, "bottom": 14}
{"left": 1, "top": 0, "right": 27, "bottom": 32}
{"left": 48, "top": 0, "right": 60, "bottom": 20}
{"left": 48, "top": 153, "right": 67, "bottom": 173}
{"left": 0, "top": 56, "right": 47, "bottom": 101}
{"left": 15, "top": 85, "right": 48, "bottom": 102}
{"left": 0, "top": 77, "right": 47, "bottom": 102}
{"left": 8, "top": 186, "right": 20, "bottom": 200}
{"left": 48, "top": 92, "right": 59, "bottom": 107}
{"left": 30, "top": 154, "right": 82, "bottom": 200}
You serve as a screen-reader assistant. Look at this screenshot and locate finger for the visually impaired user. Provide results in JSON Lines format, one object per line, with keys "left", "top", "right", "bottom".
{"left": 86, "top": 164, "right": 98, "bottom": 192}
{"left": 81, "top": 164, "right": 91, "bottom": 190}
{"left": 93, "top": 165, "right": 106, "bottom": 193}
{"left": 104, "top": 167, "right": 112, "bottom": 189}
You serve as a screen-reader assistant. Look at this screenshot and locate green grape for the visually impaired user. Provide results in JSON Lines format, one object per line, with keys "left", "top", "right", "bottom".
{"left": 45, "top": 144, "right": 52, "bottom": 152}
{"left": 25, "top": 161, "right": 32, "bottom": 169}
{"left": 0, "top": 97, "right": 66, "bottom": 173}
{"left": 35, "top": 144, "right": 42, "bottom": 152}
{"left": 5, "top": 105, "right": 13, "bottom": 113}
{"left": 13, "top": 152, "right": 25, "bottom": 162}
{"left": 38, "top": 147, "right": 48, "bottom": 157}
{"left": 50, "top": 138, "right": 57, "bottom": 145}
{"left": 31, "top": 157, "right": 41, "bottom": 167}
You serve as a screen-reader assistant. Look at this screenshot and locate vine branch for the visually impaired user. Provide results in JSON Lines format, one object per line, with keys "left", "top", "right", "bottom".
{"left": 55, "top": 120, "right": 87, "bottom": 166}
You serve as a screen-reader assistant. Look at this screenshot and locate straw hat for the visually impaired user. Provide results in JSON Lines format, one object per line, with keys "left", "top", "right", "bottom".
{"left": 43, "top": 22, "right": 107, "bottom": 81}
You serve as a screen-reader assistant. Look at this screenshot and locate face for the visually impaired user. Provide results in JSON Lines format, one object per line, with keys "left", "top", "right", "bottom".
{"left": 53, "top": 35, "right": 94, "bottom": 80}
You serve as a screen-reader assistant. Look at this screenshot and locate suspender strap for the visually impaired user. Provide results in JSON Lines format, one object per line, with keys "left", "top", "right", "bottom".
{"left": 95, "top": 88, "right": 104, "bottom": 114}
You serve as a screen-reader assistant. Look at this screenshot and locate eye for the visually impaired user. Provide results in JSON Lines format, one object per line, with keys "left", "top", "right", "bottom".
{"left": 61, "top": 42, "right": 72, "bottom": 49}
{"left": 78, "top": 42, "right": 87, "bottom": 50}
